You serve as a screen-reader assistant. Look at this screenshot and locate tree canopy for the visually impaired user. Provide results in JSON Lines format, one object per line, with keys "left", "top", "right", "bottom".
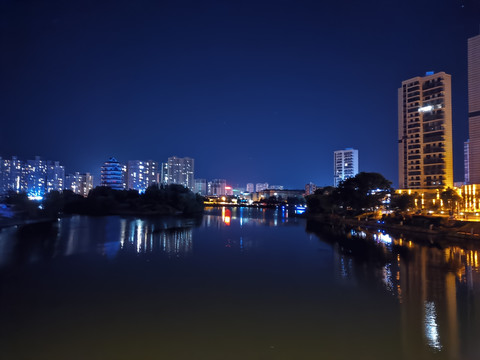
{"left": 306, "top": 172, "right": 392, "bottom": 215}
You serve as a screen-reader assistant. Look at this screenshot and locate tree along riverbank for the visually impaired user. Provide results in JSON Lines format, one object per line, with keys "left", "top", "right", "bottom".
{"left": 1, "top": 185, "right": 205, "bottom": 224}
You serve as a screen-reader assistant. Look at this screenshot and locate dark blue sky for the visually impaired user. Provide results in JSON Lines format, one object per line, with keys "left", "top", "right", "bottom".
{"left": 1, "top": 0, "right": 479, "bottom": 188}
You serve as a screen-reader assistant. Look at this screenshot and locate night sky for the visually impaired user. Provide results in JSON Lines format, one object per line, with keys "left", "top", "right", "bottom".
{"left": 1, "top": 0, "right": 479, "bottom": 188}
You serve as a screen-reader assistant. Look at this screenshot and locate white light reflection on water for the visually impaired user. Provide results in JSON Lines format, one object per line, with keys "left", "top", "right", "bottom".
{"left": 373, "top": 231, "right": 392, "bottom": 245}
{"left": 381, "top": 263, "right": 395, "bottom": 295}
{"left": 119, "top": 218, "right": 126, "bottom": 249}
{"left": 424, "top": 301, "right": 442, "bottom": 351}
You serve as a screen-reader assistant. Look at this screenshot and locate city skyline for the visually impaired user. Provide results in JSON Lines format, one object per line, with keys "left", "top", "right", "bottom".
{"left": 1, "top": 1, "right": 479, "bottom": 188}
{"left": 1, "top": 154, "right": 305, "bottom": 197}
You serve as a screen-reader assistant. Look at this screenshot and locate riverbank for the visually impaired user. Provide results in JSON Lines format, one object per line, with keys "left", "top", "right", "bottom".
{"left": 306, "top": 213, "right": 480, "bottom": 244}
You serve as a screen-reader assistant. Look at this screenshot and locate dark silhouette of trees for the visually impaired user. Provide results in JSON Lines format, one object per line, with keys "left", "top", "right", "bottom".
{"left": 3, "top": 191, "right": 39, "bottom": 219}
{"left": 306, "top": 172, "right": 392, "bottom": 215}
{"left": 0, "top": 185, "right": 205, "bottom": 218}
{"left": 389, "top": 193, "right": 415, "bottom": 212}
{"left": 306, "top": 186, "right": 338, "bottom": 214}
{"left": 63, "top": 184, "right": 205, "bottom": 216}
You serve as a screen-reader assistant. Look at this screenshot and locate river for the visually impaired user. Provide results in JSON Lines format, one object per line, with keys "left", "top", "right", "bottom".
{"left": 0, "top": 207, "right": 479, "bottom": 359}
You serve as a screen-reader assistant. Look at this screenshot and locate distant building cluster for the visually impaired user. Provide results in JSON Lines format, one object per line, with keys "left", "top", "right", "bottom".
{"left": 193, "top": 179, "right": 238, "bottom": 196}
{"left": 0, "top": 154, "right": 197, "bottom": 199}
{"left": 0, "top": 155, "right": 96, "bottom": 199}
{"left": 0, "top": 156, "right": 65, "bottom": 199}
{"left": 100, "top": 156, "right": 193, "bottom": 193}
{"left": 0, "top": 151, "right": 295, "bottom": 200}
{"left": 191, "top": 179, "right": 292, "bottom": 198}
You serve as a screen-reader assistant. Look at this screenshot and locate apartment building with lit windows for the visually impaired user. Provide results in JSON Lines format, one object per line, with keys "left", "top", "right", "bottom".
{"left": 166, "top": 156, "right": 194, "bottom": 190}
{"left": 398, "top": 72, "right": 453, "bottom": 189}
{"left": 127, "top": 160, "right": 158, "bottom": 193}
{"left": 334, "top": 148, "right": 358, "bottom": 187}
{"left": 65, "top": 172, "right": 93, "bottom": 197}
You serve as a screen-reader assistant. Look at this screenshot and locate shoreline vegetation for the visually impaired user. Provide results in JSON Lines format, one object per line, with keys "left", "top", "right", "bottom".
{"left": 0, "top": 184, "right": 204, "bottom": 228}
{"left": 304, "top": 172, "right": 480, "bottom": 243}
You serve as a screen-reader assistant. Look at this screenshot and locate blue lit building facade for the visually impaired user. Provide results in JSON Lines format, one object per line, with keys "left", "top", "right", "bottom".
{"left": 127, "top": 160, "right": 159, "bottom": 193}
{"left": 0, "top": 156, "right": 65, "bottom": 198}
{"left": 24, "top": 156, "right": 47, "bottom": 198}
{"left": 101, "top": 157, "right": 125, "bottom": 190}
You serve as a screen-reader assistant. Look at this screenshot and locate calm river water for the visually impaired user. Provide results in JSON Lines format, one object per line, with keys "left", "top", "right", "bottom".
{"left": 1, "top": 207, "right": 480, "bottom": 359}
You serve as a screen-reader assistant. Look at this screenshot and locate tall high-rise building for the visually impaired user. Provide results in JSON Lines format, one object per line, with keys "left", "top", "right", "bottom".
{"left": 127, "top": 160, "right": 158, "bottom": 193}
{"left": 0, "top": 157, "right": 12, "bottom": 195}
{"left": 334, "top": 148, "right": 358, "bottom": 187}
{"left": 65, "top": 172, "right": 93, "bottom": 197}
{"left": 11, "top": 156, "right": 24, "bottom": 193}
{"left": 246, "top": 183, "right": 254, "bottom": 193}
{"left": 46, "top": 161, "right": 65, "bottom": 193}
{"left": 160, "top": 162, "right": 169, "bottom": 186}
{"left": 83, "top": 173, "right": 94, "bottom": 196}
{"left": 101, "top": 157, "right": 125, "bottom": 190}
{"left": 24, "top": 156, "right": 47, "bottom": 198}
{"left": 398, "top": 72, "right": 453, "bottom": 189}
{"left": 194, "top": 179, "right": 207, "bottom": 195}
{"left": 166, "top": 156, "right": 194, "bottom": 190}
{"left": 468, "top": 35, "right": 480, "bottom": 184}
{"left": 64, "top": 174, "right": 78, "bottom": 194}
{"left": 465, "top": 140, "right": 470, "bottom": 184}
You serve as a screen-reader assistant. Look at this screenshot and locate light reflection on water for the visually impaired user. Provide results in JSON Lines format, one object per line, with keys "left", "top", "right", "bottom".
{"left": 318, "top": 222, "right": 480, "bottom": 358}
{"left": 0, "top": 215, "right": 198, "bottom": 268}
{"left": 425, "top": 301, "right": 442, "bottom": 351}
{"left": 2, "top": 209, "right": 480, "bottom": 359}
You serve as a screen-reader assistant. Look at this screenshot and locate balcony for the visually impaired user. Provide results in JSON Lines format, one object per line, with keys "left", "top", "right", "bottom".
{"left": 423, "top": 157, "right": 445, "bottom": 165}
{"left": 424, "top": 146, "right": 445, "bottom": 154}
{"left": 422, "top": 80, "right": 444, "bottom": 90}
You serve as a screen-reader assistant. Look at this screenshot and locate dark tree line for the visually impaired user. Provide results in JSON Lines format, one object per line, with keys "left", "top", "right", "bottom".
{"left": 306, "top": 172, "right": 392, "bottom": 215}
{"left": 4, "top": 184, "right": 204, "bottom": 218}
